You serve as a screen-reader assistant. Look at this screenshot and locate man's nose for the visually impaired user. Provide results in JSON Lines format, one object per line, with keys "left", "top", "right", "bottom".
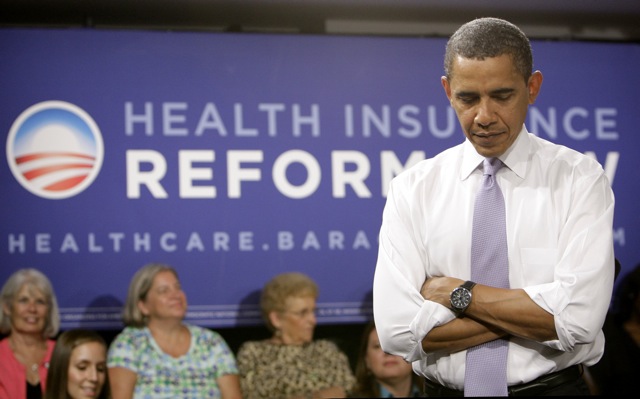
{"left": 474, "top": 99, "right": 497, "bottom": 127}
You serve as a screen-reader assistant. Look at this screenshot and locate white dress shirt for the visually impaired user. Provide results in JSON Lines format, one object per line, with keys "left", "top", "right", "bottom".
{"left": 373, "top": 125, "right": 615, "bottom": 389}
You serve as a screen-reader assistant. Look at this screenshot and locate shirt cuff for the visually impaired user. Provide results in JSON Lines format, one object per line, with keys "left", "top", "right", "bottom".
{"left": 407, "top": 299, "right": 456, "bottom": 361}
{"left": 524, "top": 283, "right": 568, "bottom": 350}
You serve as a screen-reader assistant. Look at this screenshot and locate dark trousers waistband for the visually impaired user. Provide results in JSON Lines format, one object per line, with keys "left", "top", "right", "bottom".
{"left": 423, "top": 365, "right": 583, "bottom": 397}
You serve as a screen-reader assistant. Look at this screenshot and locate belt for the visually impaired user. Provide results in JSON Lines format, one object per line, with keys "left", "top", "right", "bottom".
{"left": 423, "top": 365, "right": 583, "bottom": 397}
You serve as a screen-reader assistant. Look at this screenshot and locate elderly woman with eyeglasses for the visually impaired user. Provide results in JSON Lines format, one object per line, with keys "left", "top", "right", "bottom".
{"left": 237, "top": 272, "right": 355, "bottom": 399}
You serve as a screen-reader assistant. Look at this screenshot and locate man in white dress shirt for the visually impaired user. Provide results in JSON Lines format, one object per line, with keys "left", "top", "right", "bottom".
{"left": 373, "top": 17, "right": 615, "bottom": 396}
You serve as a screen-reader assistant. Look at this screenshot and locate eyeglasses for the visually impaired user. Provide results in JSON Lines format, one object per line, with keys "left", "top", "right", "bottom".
{"left": 284, "top": 308, "right": 317, "bottom": 318}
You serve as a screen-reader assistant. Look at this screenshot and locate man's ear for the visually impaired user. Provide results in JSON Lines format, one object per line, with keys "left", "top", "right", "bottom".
{"left": 441, "top": 76, "right": 453, "bottom": 103}
{"left": 527, "top": 70, "right": 543, "bottom": 104}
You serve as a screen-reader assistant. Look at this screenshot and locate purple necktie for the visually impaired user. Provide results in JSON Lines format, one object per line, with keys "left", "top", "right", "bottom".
{"left": 465, "top": 157, "right": 510, "bottom": 397}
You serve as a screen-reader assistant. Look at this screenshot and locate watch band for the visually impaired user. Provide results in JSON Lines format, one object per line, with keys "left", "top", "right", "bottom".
{"left": 461, "top": 280, "right": 476, "bottom": 291}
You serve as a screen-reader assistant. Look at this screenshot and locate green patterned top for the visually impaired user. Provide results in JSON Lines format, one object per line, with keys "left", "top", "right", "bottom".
{"left": 107, "top": 324, "right": 238, "bottom": 399}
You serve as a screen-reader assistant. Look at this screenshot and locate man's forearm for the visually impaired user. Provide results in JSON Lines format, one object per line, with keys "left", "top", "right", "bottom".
{"left": 421, "top": 277, "right": 557, "bottom": 349}
{"left": 466, "top": 285, "right": 557, "bottom": 342}
{"left": 422, "top": 315, "right": 505, "bottom": 354}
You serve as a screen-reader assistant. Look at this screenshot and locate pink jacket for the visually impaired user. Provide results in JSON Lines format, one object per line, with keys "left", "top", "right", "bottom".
{"left": 0, "top": 338, "right": 55, "bottom": 399}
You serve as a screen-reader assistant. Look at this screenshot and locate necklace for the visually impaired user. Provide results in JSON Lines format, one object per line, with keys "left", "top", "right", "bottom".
{"left": 8, "top": 337, "right": 44, "bottom": 374}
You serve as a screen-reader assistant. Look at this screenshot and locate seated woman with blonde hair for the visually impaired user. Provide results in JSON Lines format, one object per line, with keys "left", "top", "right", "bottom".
{"left": 237, "top": 272, "right": 355, "bottom": 399}
{"left": 107, "top": 263, "right": 241, "bottom": 399}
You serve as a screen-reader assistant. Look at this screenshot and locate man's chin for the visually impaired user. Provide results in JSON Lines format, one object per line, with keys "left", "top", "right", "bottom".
{"left": 472, "top": 143, "right": 503, "bottom": 158}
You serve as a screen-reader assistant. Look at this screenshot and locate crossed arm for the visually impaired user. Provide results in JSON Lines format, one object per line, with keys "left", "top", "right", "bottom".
{"left": 419, "top": 276, "right": 557, "bottom": 354}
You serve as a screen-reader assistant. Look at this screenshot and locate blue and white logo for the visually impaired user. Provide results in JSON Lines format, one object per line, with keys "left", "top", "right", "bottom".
{"left": 6, "top": 101, "right": 104, "bottom": 199}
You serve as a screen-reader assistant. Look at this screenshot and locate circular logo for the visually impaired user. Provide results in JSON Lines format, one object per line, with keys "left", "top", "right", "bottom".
{"left": 6, "top": 101, "right": 104, "bottom": 199}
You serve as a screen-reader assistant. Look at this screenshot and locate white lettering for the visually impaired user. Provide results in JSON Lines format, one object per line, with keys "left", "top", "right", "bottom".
{"left": 302, "top": 231, "right": 321, "bottom": 250}
{"left": 109, "top": 233, "right": 125, "bottom": 252}
{"left": 272, "top": 150, "right": 321, "bottom": 199}
{"left": 353, "top": 230, "right": 371, "bottom": 249}
{"left": 134, "top": 233, "right": 151, "bottom": 252}
{"left": 227, "top": 150, "right": 263, "bottom": 198}
{"left": 127, "top": 150, "right": 169, "bottom": 198}
{"left": 258, "top": 103, "right": 286, "bottom": 137}
{"left": 213, "top": 232, "right": 230, "bottom": 251}
{"left": 88, "top": 233, "right": 103, "bottom": 253}
{"left": 344, "top": 104, "right": 354, "bottom": 137}
{"left": 186, "top": 232, "right": 205, "bottom": 252}
{"left": 121, "top": 148, "right": 622, "bottom": 201}
{"left": 429, "top": 106, "right": 457, "bottom": 139}
{"left": 160, "top": 232, "right": 177, "bottom": 252}
{"left": 328, "top": 231, "right": 344, "bottom": 250}
{"left": 397, "top": 105, "right": 421, "bottom": 138}
{"left": 239, "top": 231, "right": 254, "bottom": 251}
{"left": 125, "top": 102, "right": 153, "bottom": 136}
{"left": 613, "top": 227, "right": 625, "bottom": 246}
{"left": 60, "top": 233, "right": 79, "bottom": 253}
{"left": 179, "top": 150, "right": 216, "bottom": 198}
{"left": 234, "top": 103, "right": 258, "bottom": 137}
{"left": 363, "top": 105, "right": 390, "bottom": 138}
{"left": 195, "top": 103, "right": 228, "bottom": 136}
{"left": 163, "top": 102, "right": 188, "bottom": 136}
{"left": 109, "top": 233, "right": 124, "bottom": 252}
{"left": 564, "top": 107, "right": 589, "bottom": 140}
{"left": 8, "top": 234, "right": 25, "bottom": 254}
{"left": 122, "top": 102, "right": 619, "bottom": 141}
{"left": 36, "top": 234, "right": 51, "bottom": 253}
{"left": 345, "top": 104, "right": 456, "bottom": 138}
{"left": 595, "top": 108, "right": 619, "bottom": 140}
{"left": 331, "top": 151, "right": 371, "bottom": 198}
{"left": 292, "top": 104, "right": 320, "bottom": 137}
{"left": 278, "top": 231, "right": 294, "bottom": 251}
{"left": 528, "top": 107, "right": 557, "bottom": 139}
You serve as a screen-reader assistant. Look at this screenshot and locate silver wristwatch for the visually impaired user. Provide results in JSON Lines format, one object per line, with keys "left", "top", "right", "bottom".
{"left": 450, "top": 280, "right": 476, "bottom": 316}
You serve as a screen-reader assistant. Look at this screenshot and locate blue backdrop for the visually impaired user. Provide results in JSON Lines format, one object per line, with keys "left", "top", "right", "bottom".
{"left": 1, "top": 28, "right": 638, "bottom": 329}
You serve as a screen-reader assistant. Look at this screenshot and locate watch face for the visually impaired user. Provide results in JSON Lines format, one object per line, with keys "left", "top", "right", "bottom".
{"left": 451, "top": 287, "right": 471, "bottom": 310}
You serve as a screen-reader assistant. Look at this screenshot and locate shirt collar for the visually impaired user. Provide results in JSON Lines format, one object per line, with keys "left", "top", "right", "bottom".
{"left": 460, "top": 124, "right": 530, "bottom": 180}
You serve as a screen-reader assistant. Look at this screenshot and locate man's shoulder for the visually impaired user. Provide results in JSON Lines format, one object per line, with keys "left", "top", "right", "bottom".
{"left": 529, "top": 134, "right": 603, "bottom": 173}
